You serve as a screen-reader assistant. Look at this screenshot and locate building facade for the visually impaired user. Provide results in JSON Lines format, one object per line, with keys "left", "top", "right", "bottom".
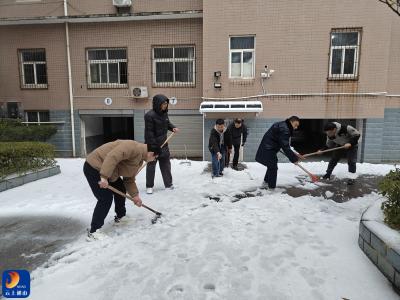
{"left": 1, "top": 0, "right": 399, "bottom": 162}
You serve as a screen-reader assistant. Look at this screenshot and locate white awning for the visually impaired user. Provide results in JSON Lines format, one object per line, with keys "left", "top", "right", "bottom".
{"left": 199, "top": 101, "right": 263, "bottom": 114}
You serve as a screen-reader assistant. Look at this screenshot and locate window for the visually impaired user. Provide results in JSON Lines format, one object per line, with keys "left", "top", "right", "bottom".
{"left": 19, "top": 49, "right": 48, "bottom": 88}
{"left": 25, "top": 111, "right": 50, "bottom": 123}
{"left": 152, "top": 46, "right": 195, "bottom": 86}
{"left": 87, "top": 48, "right": 128, "bottom": 88}
{"left": 229, "top": 36, "right": 255, "bottom": 79}
{"left": 329, "top": 29, "right": 361, "bottom": 79}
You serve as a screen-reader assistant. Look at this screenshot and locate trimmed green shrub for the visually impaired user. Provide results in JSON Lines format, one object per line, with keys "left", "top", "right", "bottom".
{"left": 0, "top": 142, "right": 56, "bottom": 179}
{"left": 0, "top": 118, "right": 57, "bottom": 142}
{"left": 380, "top": 167, "right": 400, "bottom": 230}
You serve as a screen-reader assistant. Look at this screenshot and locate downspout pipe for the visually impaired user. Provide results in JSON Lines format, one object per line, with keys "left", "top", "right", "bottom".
{"left": 64, "top": 0, "right": 76, "bottom": 156}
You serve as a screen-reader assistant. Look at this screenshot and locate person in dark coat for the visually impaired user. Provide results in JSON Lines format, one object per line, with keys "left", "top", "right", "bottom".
{"left": 319, "top": 122, "right": 360, "bottom": 185}
{"left": 208, "top": 119, "right": 232, "bottom": 178}
{"left": 255, "top": 116, "right": 303, "bottom": 189}
{"left": 227, "top": 118, "right": 248, "bottom": 170}
{"left": 144, "top": 94, "right": 180, "bottom": 194}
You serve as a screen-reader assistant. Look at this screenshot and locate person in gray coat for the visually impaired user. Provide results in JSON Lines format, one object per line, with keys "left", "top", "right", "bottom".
{"left": 319, "top": 122, "right": 360, "bottom": 185}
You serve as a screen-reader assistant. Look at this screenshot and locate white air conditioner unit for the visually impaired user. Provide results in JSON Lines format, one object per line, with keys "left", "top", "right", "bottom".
{"left": 131, "top": 86, "right": 148, "bottom": 98}
{"left": 113, "top": 0, "right": 132, "bottom": 7}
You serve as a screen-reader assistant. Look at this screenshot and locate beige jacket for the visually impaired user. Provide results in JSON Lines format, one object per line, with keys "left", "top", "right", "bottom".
{"left": 86, "top": 140, "right": 147, "bottom": 197}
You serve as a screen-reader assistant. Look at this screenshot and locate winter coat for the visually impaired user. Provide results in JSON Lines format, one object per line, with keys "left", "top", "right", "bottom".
{"left": 255, "top": 119, "right": 299, "bottom": 164}
{"left": 324, "top": 122, "right": 360, "bottom": 149}
{"left": 208, "top": 127, "right": 232, "bottom": 154}
{"left": 144, "top": 94, "right": 176, "bottom": 157}
{"left": 86, "top": 140, "right": 147, "bottom": 197}
{"left": 227, "top": 122, "right": 248, "bottom": 146}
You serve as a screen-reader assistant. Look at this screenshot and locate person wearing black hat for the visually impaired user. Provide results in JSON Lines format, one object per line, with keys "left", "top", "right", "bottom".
{"left": 144, "top": 94, "right": 180, "bottom": 194}
{"left": 255, "top": 116, "right": 303, "bottom": 189}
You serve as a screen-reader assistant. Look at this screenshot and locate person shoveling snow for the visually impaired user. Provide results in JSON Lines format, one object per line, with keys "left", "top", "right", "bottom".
{"left": 84, "top": 140, "right": 160, "bottom": 241}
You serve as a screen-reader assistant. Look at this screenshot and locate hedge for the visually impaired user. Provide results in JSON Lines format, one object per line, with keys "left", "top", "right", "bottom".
{"left": 0, "top": 118, "right": 57, "bottom": 142}
{"left": 0, "top": 142, "right": 56, "bottom": 179}
{"left": 380, "top": 167, "right": 400, "bottom": 230}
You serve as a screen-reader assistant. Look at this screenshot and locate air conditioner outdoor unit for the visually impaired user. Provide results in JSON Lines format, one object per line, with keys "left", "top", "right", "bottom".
{"left": 131, "top": 86, "right": 148, "bottom": 98}
{"left": 113, "top": 0, "right": 132, "bottom": 7}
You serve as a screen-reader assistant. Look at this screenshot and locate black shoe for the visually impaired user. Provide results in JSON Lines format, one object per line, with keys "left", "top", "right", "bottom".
{"left": 347, "top": 179, "right": 355, "bottom": 185}
{"left": 114, "top": 215, "right": 124, "bottom": 223}
{"left": 232, "top": 165, "right": 239, "bottom": 171}
{"left": 322, "top": 174, "right": 331, "bottom": 180}
{"left": 219, "top": 172, "right": 224, "bottom": 176}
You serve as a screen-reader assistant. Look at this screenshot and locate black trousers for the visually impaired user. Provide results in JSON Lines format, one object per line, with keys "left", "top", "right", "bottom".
{"left": 83, "top": 162, "right": 126, "bottom": 233}
{"left": 146, "top": 155, "right": 172, "bottom": 188}
{"left": 263, "top": 151, "right": 278, "bottom": 188}
{"left": 232, "top": 144, "right": 241, "bottom": 166}
{"left": 326, "top": 145, "right": 358, "bottom": 176}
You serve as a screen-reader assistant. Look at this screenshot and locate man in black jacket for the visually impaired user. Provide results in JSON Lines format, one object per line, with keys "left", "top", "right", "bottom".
{"left": 209, "top": 119, "right": 232, "bottom": 178}
{"left": 144, "top": 94, "right": 179, "bottom": 194}
{"left": 255, "top": 116, "right": 303, "bottom": 189}
{"left": 227, "top": 118, "right": 248, "bottom": 170}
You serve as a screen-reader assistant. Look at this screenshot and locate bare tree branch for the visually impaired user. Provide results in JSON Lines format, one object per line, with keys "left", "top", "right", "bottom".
{"left": 378, "top": 0, "right": 400, "bottom": 17}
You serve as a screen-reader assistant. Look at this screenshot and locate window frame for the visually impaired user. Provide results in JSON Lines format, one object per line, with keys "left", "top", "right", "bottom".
{"left": 18, "top": 48, "right": 48, "bottom": 89}
{"left": 229, "top": 35, "right": 256, "bottom": 79}
{"left": 152, "top": 45, "right": 196, "bottom": 87}
{"left": 86, "top": 48, "right": 128, "bottom": 89}
{"left": 24, "top": 111, "right": 50, "bottom": 125}
{"left": 328, "top": 28, "right": 362, "bottom": 80}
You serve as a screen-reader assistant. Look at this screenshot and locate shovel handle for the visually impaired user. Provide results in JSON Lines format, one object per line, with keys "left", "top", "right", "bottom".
{"left": 136, "top": 132, "right": 176, "bottom": 176}
{"left": 303, "top": 146, "right": 347, "bottom": 158}
{"left": 107, "top": 185, "right": 162, "bottom": 216}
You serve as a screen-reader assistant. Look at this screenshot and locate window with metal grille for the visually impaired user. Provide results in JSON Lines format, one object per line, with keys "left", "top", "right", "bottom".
{"left": 19, "top": 49, "right": 48, "bottom": 89}
{"left": 229, "top": 36, "right": 255, "bottom": 79}
{"left": 329, "top": 29, "right": 361, "bottom": 79}
{"left": 87, "top": 48, "right": 128, "bottom": 88}
{"left": 152, "top": 46, "right": 195, "bottom": 87}
{"left": 25, "top": 111, "right": 50, "bottom": 124}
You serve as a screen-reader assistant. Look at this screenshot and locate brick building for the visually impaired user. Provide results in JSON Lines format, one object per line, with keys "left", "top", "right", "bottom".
{"left": 1, "top": 0, "right": 399, "bottom": 162}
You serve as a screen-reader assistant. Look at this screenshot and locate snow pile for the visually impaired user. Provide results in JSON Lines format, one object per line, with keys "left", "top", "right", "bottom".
{"left": 0, "top": 159, "right": 398, "bottom": 300}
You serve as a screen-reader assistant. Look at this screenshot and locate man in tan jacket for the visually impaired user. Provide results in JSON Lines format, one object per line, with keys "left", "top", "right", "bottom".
{"left": 84, "top": 140, "right": 159, "bottom": 240}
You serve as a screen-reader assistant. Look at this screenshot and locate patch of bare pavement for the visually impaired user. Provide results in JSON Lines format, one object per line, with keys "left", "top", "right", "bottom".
{"left": 284, "top": 174, "right": 383, "bottom": 203}
{"left": 0, "top": 216, "right": 85, "bottom": 277}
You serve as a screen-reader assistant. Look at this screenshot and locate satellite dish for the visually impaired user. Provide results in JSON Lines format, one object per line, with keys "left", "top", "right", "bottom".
{"left": 170, "top": 97, "right": 178, "bottom": 105}
{"left": 104, "top": 97, "right": 112, "bottom": 106}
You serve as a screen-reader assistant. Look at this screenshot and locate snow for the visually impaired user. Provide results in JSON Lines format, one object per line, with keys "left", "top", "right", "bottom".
{"left": 362, "top": 198, "right": 400, "bottom": 251}
{"left": 325, "top": 191, "right": 334, "bottom": 198}
{"left": 0, "top": 159, "right": 398, "bottom": 300}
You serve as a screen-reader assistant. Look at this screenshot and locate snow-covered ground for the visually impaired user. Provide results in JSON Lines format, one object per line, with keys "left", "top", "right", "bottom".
{"left": 0, "top": 159, "right": 398, "bottom": 300}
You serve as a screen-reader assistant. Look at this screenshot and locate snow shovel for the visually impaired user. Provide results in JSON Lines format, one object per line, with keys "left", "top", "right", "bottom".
{"left": 303, "top": 145, "right": 347, "bottom": 158}
{"left": 279, "top": 150, "right": 319, "bottom": 183}
{"left": 295, "top": 163, "right": 319, "bottom": 183}
{"left": 107, "top": 185, "right": 162, "bottom": 224}
{"left": 179, "top": 144, "right": 191, "bottom": 166}
{"left": 136, "top": 132, "right": 176, "bottom": 176}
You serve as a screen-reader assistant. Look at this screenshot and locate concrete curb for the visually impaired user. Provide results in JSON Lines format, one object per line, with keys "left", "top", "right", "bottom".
{"left": 359, "top": 204, "right": 400, "bottom": 292}
{"left": 0, "top": 165, "right": 61, "bottom": 192}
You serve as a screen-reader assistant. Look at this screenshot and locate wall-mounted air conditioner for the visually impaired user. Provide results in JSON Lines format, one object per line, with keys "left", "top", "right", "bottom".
{"left": 131, "top": 86, "right": 148, "bottom": 98}
{"left": 199, "top": 101, "right": 263, "bottom": 114}
{"left": 113, "top": 0, "right": 132, "bottom": 7}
